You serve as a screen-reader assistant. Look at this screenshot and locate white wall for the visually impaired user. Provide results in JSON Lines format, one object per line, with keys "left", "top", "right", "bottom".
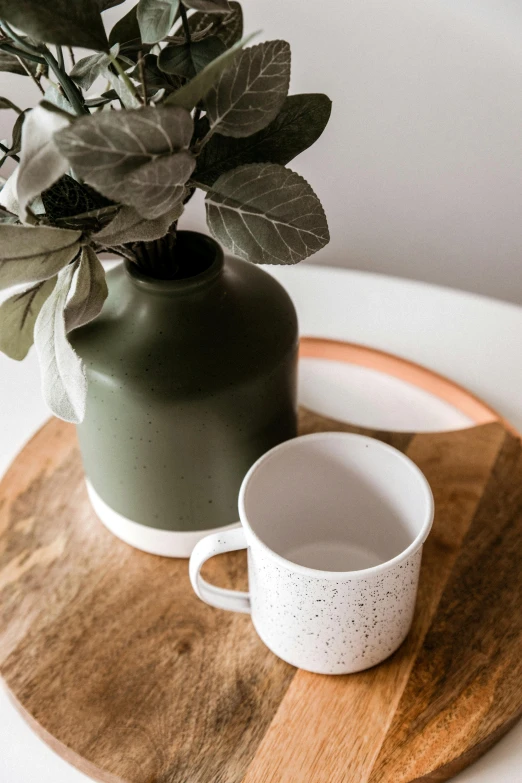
{"left": 2, "top": 0, "right": 522, "bottom": 303}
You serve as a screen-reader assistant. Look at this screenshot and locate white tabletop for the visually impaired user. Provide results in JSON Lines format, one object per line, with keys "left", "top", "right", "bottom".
{"left": 1, "top": 264, "right": 522, "bottom": 782}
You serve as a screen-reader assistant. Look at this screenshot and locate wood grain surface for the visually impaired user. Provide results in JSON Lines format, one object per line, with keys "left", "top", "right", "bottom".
{"left": 0, "top": 410, "right": 521, "bottom": 783}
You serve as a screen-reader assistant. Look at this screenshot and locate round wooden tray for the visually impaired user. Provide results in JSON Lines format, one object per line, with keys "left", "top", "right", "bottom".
{"left": 0, "top": 339, "right": 521, "bottom": 783}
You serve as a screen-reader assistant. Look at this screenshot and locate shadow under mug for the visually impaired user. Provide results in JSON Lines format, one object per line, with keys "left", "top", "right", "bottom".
{"left": 189, "top": 432, "right": 434, "bottom": 675}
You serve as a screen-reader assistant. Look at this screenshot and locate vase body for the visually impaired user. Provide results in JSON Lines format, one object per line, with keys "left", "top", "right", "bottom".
{"left": 71, "top": 232, "right": 298, "bottom": 557}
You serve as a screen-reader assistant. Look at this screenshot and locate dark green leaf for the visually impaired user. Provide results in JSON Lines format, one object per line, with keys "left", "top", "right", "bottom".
{"left": 42, "top": 175, "right": 114, "bottom": 225}
{"left": 158, "top": 36, "right": 225, "bottom": 78}
{"left": 194, "top": 93, "right": 332, "bottom": 186}
{"left": 205, "top": 163, "right": 329, "bottom": 264}
{"left": 128, "top": 54, "right": 181, "bottom": 92}
{"left": 165, "top": 31, "right": 254, "bottom": 109}
{"left": 183, "top": 0, "right": 230, "bottom": 11}
{"left": 0, "top": 50, "right": 40, "bottom": 76}
{"left": 118, "top": 151, "right": 194, "bottom": 218}
{"left": 205, "top": 39, "right": 290, "bottom": 137}
{"left": 55, "top": 105, "right": 194, "bottom": 201}
{"left": 51, "top": 205, "right": 120, "bottom": 232}
{"left": 84, "top": 90, "right": 119, "bottom": 107}
{"left": 98, "top": 0, "right": 126, "bottom": 9}
{"left": 109, "top": 5, "right": 150, "bottom": 60}
{"left": 137, "top": 0, "right": 180, "bottom": 44}
{"left": 0, "top": 0, "right": 109, "bottom": 51}
{"left": 0, "top": 277, "right": 56, "bottom": 360}
{"left": 0, "top": 97, "right": 21, "bottom": 112}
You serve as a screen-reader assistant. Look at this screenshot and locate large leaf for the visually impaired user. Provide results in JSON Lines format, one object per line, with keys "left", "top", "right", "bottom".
{"left": 0, "top": 50, "right": 40, "bottom": 76}
{"left": 54, "top": 105, "right": 193, "bottom": 201}
{"left": 205, "top": 163, "right": 329, "bottom": 264}
{"left": 137, "top": 0, "right": 180, "bottom": 44}
{"left": 120, "top": 152, "right": 195, "bottom": 218}
{"left": 0, "top": 277, "right": 56, "bottom": 360}
{"left": 165, "top": 32, "right": 255, "bottom": 109}
{"left": 205, "top": 40, "right": 290, "bottom": 138}
{"left": 183, "top": 0, "right": 230, "bottom": 11}
{"left": 194, "top": 93, "right": 332, "bottom": 186}
{"left": 94, "top": 203, "right": 182, "bottom": 245}
{"left": 0, "top": 224, "right": 81, "bottom": 289}
{"left": 16, "top": 104, "right": 71, "bottom": 223}
{"left": 0, "top": 0, "right": 109, "bottom": 51}
{"left": 65, "top": 245, "right": 108, "bottom": 332}
{"left": 34, "top": 263, "right": 87, "bottom": 423}
{"left": 158, "top": 36, "right": 225, "bottom": 78}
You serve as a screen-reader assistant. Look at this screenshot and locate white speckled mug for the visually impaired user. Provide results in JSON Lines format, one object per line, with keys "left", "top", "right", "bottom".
{"left": 189, "top": 432, "right": 434, "bottom": 675}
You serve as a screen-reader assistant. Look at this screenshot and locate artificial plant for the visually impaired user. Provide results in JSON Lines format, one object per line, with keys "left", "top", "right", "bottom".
{"left": 0, "top": 0, "right": 331, "bottom": 423}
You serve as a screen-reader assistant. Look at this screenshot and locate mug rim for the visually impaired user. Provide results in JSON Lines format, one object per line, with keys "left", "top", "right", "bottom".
{"left": 238, "top": 431, "right": 434, "bottom": 581}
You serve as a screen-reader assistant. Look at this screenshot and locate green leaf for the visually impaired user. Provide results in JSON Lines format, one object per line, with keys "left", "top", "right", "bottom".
{"left": 205, "top": 40, "right": 290, "bottom": 138}
{"left": 128, "top": 54, "right": 181, "bottom": 93}
{"left": 0, "top": 277, "right": 56, "bottom": 360}
{"left": 16, "top": 104, "right": 71, "bottom": 223}
{"left": 0, "top": 0, "right": 109, "bottom": 51}
{"left": 42, "top": 84, "right": 75, "bottom": 116}
{"left": 137, "top": 0, "right": 180, "bottom": 44}
{"left": 0, "top": 97, "right": 22, "bottom": 112}
{"left": 98, "top": 0, "right": 126, "bottom": 9}
{"left": 165, "top": 31, "right": 255, "bottom": 110}
{"left": 42, "top": 175, "right": 114, "bottom": 226}
{"left": 102, "top": 63, "right": 141, "bottom": 109}
{"left": 119, "top": 151, "right": 194, "bottom": 218}
{"left": 0, "top": 224, "right": 81, "bottom": 290}
{"left": 183, "top": 0, "right": 230, "bottom": 12}
{"left": 65, "top": 245, "right": 108, "bottom": 332}
{"left": 34, "top": 263, "right": 87, "bottom": 423}
{"left": 94, "top": 204, "right": 182, "bottom": 245}
{"left": 109, "top": 5, "right": 141, "bottom": 48}
{"left": 205, "top": 163, "right": 329, "bottom": 265}
{"left": 70, "top": 46, "right": 121, "bottom": 91}
{"left": 0, "top": 50, "right": 40, "bottom": 76}
{"left": 158, "top": 36, "right": 225, "bottom": 78}
{"left": 194, "top": 93, "right": 332, "bottom": 186}
{"left": 55, "top": 105, "right": 193, "bottom": 202}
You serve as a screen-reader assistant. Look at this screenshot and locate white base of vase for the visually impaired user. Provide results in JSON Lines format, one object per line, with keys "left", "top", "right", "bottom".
{"left": 85, "top": 480, "right": 240, "bottom": 558}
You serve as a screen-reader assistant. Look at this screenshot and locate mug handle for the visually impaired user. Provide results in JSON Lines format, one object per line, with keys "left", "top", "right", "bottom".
{"left": 189, "top": 527, "right": 251, "bottom": 614}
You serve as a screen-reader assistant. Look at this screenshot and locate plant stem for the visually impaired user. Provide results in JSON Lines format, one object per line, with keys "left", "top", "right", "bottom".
{"left": 180, "top": 4, "right": 192, "bottom": 44}
{"left": 0, "top": 21, "right": 40, "bottom": 57}
{"left": 0, "top": 41, "right": 45, "bottom": 65}
{"left": 109, "top": 54, "right": 143, "bottom": 105}
{"left": 56, "top": 45, "right": 64, "bottom": 71}
{"left": 67, "top": 46, "right": 76, "bottom": 66}
{"left": 0, "top": 141, "right": 19, "bottom": 162}
{"left": 138, "top": 50, "right": 147, "bottom": 105}
{"left": 41, "top": 48, "right": 87, "bottom": 115}
{"left": 15, "top": 54, "right": 45, "bottom": 94}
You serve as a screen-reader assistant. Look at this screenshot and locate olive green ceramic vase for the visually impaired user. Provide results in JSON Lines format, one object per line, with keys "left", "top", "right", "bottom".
{"left": 71, "top": 232, "right": 298, "bottom": 557}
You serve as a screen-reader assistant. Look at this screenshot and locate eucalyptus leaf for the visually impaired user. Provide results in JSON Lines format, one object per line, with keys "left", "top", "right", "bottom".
{"left": 94, "top": 204, "right": 182, "bottom": 244}
{"left": 0, "top": 277, "right": 56, "bottom": 360}
{"left": 43, "top": 84, "right": 75, "bottom": 115}
{"left": 158, "top": 36, "right": 225, "bottom": 78}
{"left": 0, "top": 98, "right": 22, "bottom": 113}
{"left": 119, "top": 151, "right": 195, "bottom": 218}
{"left": 0, "top": 0, "right": 109, "bottom": 51}
{"left": 34, "top": 262, "right": 87, "bottom": 424}
{"left": 55, "top": 105, "right": 193, "bottom": 201}
{"left": 183, "top": 0, "right": 230, "bottom": 11}
{"left": 205, "top": 163, "right": 329, "bottom": 264}
{"left": 205, "top": 39, "right": 290, "bottom": 137}
{"left": 102, "top": 65, "right": 141, "bottom": 109}
{"left": 194, "top": 93, "right": 332, "bottom": 186}
{"left": 17, "top": 104, "right": 71, "bottom": 222}
{"left": 0, "top": 277, "right": 56, "bottom": 361}
{"left": 0, "top": 224, "right": 81, "bottom": 289}
{"left": 0, "top": 50, "right": 40, "bottom": 77}
{"left": 65, "top": 245, "right": 108, "bottom": 332}
{"left": 70, "top": 46, "right": 120, "bottom": 91}
{"left": 137, "top": 0, "right": 180, "bottom": 44}
{"left": 165, "top": 32, "right": 255, "bottom": 109}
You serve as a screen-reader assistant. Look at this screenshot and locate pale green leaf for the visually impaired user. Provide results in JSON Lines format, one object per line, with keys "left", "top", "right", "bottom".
{"left": 0, "top": 277, "right": 56, "bottom": 360}
{"left": 65, "top": 245, "right": 108, "bottom": 332}
{"left": 70, "top": 46, "right": 119, "bottom": 91}
{"left": 205, "top": 40, "right": 290, "bottom": 138}
{"left": 54, "top": 105, "right": 193, "bottom": 201}
{"left": 42, "top": 85, "right": 75, "bottom": 116}
{"left": 119, "top": 151, "right": 195, "bottom": 218}
{"left": 94, "top": 203, "right": 183, "bottom": 245}
{"left": 205, "top": 163, "right": 329, "bottom": 264}
{"left": 165, "top": 32, "right": 256, "bottom": 110}
{"left": 102, "top": 65, "right": 141, "bottom": 109}
{"left": 137, "top": 0, "right": 180, "bottom": 44}
{"left": 0, "top": 0, "right": 109, "bottom": 51}
{"left": 17, "top": 104, "right": 71, "bottom": 222}
{"left": 34, "top": 263, "right": 87, "bottom": 423}
{"left": 0, "top": 224, "right": 81, "bottom": 290}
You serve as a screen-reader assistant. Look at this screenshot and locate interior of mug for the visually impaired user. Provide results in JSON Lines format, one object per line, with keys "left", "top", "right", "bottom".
{"left": 240, "top": 433, "right": 433, "bottom": 573}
